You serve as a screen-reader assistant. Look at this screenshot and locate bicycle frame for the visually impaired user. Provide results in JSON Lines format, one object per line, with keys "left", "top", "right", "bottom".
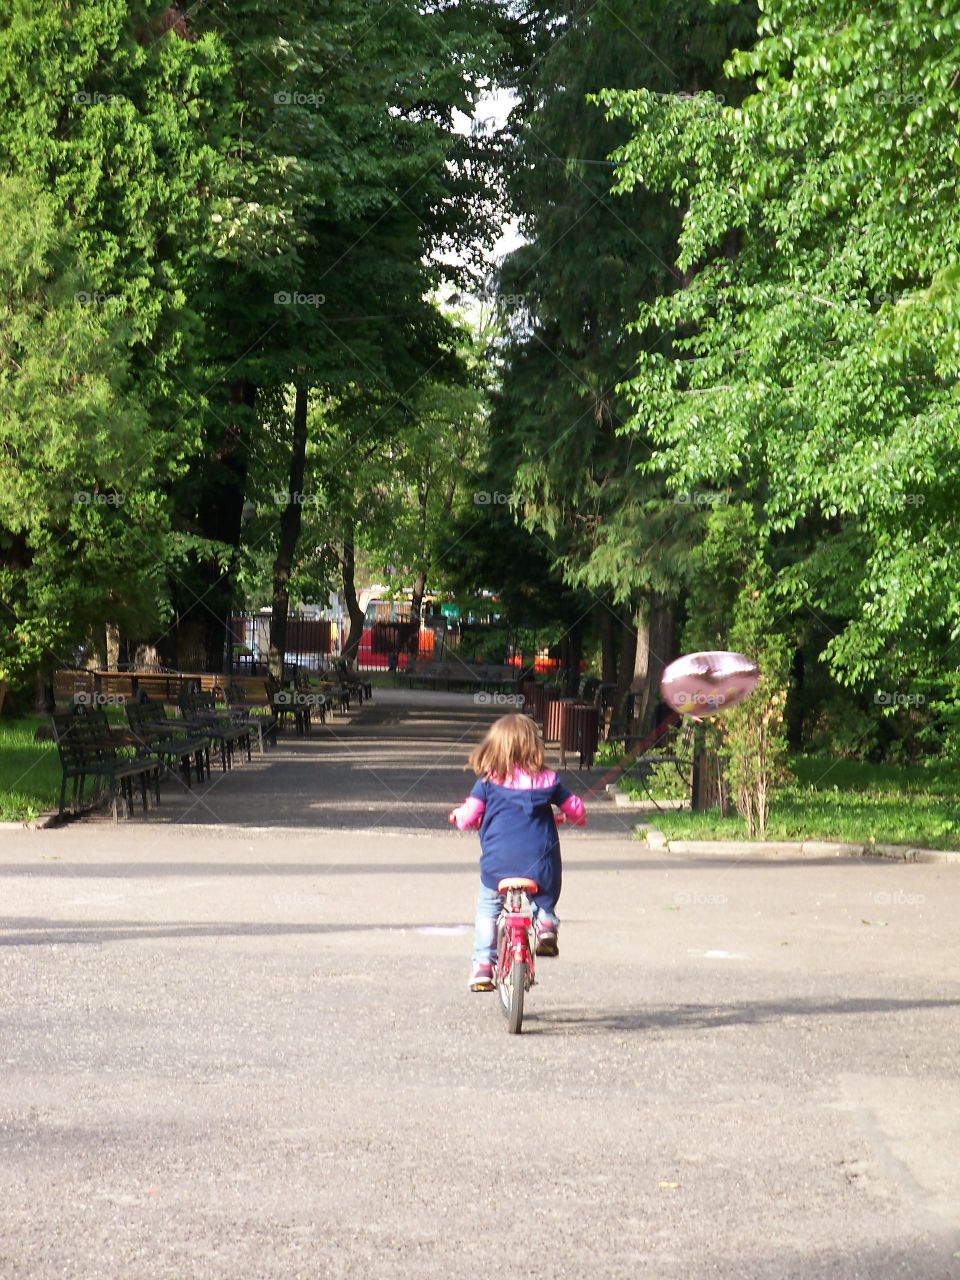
{"left": 496, "top": 886, "right": 536, "bottom": 990}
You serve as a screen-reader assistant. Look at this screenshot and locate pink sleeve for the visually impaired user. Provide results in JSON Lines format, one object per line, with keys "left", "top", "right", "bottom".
{"left": 451, "top": 797, "right": 485, "bottom": 830}
{"left": 559, "top": 794, "right": 586, "bottom": 826}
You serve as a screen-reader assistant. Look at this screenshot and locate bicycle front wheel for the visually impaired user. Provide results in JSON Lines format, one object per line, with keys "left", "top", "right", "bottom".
{"left": 501, "top": 957, "right": 526, "bottom": 1034}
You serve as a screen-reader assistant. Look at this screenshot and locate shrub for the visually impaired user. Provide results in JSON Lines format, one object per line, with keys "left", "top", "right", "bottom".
{"left": 718, "top": 583, "right": 793, "bottom": 838}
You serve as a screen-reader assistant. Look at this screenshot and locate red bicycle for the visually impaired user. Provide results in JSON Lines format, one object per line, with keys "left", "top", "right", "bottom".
{"left": 494, "top": 876, "right": 538, "bottom": 1034}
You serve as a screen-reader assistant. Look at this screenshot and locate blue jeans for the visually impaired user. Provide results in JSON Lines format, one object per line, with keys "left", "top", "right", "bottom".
{"left": 472, "top": 883, "right": 560, "bottom": 966}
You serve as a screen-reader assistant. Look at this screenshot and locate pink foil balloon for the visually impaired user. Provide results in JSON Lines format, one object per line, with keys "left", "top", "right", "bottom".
{"left": 660, "top": 651, "right": 759, "bottom": 717}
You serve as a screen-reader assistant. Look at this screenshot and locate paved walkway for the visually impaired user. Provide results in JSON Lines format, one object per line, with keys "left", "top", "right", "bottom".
{"left": 133, "top": 688, "right": 635, "bottom": 837}
{"left": 1, "top": 690, "right": 959, "bottom": 1278}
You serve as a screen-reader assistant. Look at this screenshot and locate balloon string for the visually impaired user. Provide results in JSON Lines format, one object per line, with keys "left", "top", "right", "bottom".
{"left": 587, "top": 710, "right": 682, "bottom": 798}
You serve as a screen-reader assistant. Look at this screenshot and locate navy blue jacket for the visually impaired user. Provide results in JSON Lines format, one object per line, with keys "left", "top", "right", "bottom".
{"left": 469, "top": 776, "right": 574, "bottom": 905}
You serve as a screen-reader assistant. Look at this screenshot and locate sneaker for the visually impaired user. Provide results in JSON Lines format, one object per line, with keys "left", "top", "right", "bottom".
{"left": 535, "top": 921, "right": 559, "bottom": 957}
{"left": 469, "top": 962, "right": 494, "bottom": 992}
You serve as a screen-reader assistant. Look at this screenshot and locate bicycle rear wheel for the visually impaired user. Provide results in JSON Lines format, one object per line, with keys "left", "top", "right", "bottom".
{"left": 500, "top": 957, "right": 526, "bottom": 1034}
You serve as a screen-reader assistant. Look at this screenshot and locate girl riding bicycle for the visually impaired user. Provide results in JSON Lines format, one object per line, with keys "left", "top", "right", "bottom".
{"left": 448, "top": 713, "right": 586, "bottom": 991}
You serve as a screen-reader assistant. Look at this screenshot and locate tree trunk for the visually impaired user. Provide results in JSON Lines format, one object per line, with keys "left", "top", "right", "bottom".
{"left": 34, "top": 664, "right": 55, "bottom": 714}
{"left": 631, "top": 594, "right": 675, "bottom": 739}
{"left": 406, "top": 483, "right": 429, "bottom": 657}
{"left": 105, "top": 623, "right": 120, "bottom": 671}
{"left": 268, "top": 381, "right": 309, "bottom": 682}
{"left": 786, "top": 646, "right": 804, "bottom": 751}
{"left": 162, "top": 380, "right": 255, "bottom": 672}
{"left": 611, "top": 610, "right": 638, "bottom": 737}
{"left": 341, "top": 532, "right": 365, "bottom": 665}
{"left": 408, "top": 569, "right": 427, "bottom": 658}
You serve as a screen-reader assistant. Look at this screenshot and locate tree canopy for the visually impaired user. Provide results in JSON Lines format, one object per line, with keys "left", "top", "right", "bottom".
{"left": 598, "top": 1, "right": 960, "bottom": 696}
{"left": 4, "top": 0, "right": 960, "bottom": 767}
{"left": 0, "top": 0, "right": 508, "bottom": 689}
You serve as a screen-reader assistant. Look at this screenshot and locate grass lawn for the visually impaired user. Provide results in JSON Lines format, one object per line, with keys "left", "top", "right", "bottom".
{"left": 0, "top": 716, "right": 62, "bottom": 821}
{"left": 364, "top": 672, "right": 400, "bottom": 688}
{"left": 642, "top": 755, "right": 960, "bottom": 851}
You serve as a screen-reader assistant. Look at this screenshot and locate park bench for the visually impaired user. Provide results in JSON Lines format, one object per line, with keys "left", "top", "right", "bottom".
{"left": 224, "top": 674, "right": 274, "bottom": 704}
{"left": 178, "top": 692, "right": 251, "bottom": 770}
{"left": 270, "top": 687, "right": 310, "bottom": 734}
{"left": 475, "top": 664, "right": 520, "bottom": 693}
{"left": 268, "top": 675, "right": 329, "bottom": 733}
{"left": 299, "top": 673, "right": 341, "bottom": 717}
{"left": 55, "top": 668, "right": 182, "bottom": 708}
{"left": 224, "top": 683, "right": 279, "bottom": 753}
{"left": 51, "top": 711, "right": 160, "bottom": 821}
{"left": 78, "top": 701, "right": 163, "bottom": 772}
{"left": 129, "top": 672, "right": 186, "bottom": 703}
{"left": 53, "top": 670, "right": 91, "bottom": 701}
{"left": 288, "top": 669, "right": 344, "bottom": 717}
{"left": 97, "top": 673, "right": 136, "bottom": 701}
{"left": 327, "top": 661, "right": 372, "bottom": 704}
{"left": 397, "top": 661, "right": 518, "bottom": 693}
{"left": 395, "top": 660, "right": 436, "bottom": 689}
{"left": 193, "top": 674, "right": 227, "bottom": 696}
{"left": 126, "top": 701, "right": 212, "bottom": 787}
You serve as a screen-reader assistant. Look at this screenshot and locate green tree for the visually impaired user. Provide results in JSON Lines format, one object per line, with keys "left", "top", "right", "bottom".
{"left": 0, "top": 177, "right": 169, "bottom": 694}
{"left": 0, "top": 0, "right": 510, "bottom": 687}
{"left": 489, "top": 0, "right": 756, "bottom": 725}
{"left": 0, "top": 2, "right": 231, "bottom": 695}
{"left": 600, "top": 0, "right": 960, "bottom": 712}
{"left": 174, "top": 0, "right": 508, "bottom": 674}
{"left": 362, "top": 352, "right": 487, "bottom": 635}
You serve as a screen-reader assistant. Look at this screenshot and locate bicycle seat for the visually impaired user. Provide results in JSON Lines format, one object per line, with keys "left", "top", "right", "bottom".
{"left": 497, "top": 876, "right": 539, "bottom": 894}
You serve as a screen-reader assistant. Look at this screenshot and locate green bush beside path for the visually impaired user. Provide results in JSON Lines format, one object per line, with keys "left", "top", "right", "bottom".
{"left": 643, "top": 757, "right": 960, "bottom": 852}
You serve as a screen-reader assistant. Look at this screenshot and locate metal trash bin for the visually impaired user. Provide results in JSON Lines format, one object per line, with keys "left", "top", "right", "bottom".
{"left": 559, "top": 702, "right": 599, "bottom": 769}
{"left": 543, "top": 695, "right": 571, "bottom": 743}
{"left": 519, "top": 680, "right": 544, "bottom": 723}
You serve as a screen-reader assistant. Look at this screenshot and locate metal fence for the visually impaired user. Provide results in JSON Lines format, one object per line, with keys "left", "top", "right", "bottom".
{"left": 226, "top": 613, "right": 334, "bottom": 674}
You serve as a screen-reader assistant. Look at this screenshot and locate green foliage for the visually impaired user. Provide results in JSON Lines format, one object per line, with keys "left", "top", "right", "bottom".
{"left": 490, "top": 0, "right": 755, "bottom": 608}
{"left": 9, "top": 0, "right": 960, "bottom": 768}
{"left": 0, "top": 0, "right": 510, "bottom": 685}
{"left": 0, "top": 176, "right": 170, "bottom": 682}
{"left": 183, "top": 0, "right": 507, "bottom": 664}
{"left": 594, "top": 738, "right": 628, "bottom": 768}
{"left": 652, "top": 754, "right": 960, "bottom": 851}
{"left": 601, "top": 0, "right": 960, "bottom": 691}
{"left": 803, "top": 703, "right": 881, "bottom": 764}
{"left": 720, "top": 665, "right": 791, "bottom": 838}
{"left": 356, "top": 346, "right": 487, "bottom": 602}
{"left": 707, "top": 558, "right": 793, "bottom": 836}
{"left": 622, "top": 761, "right": 691, "bottom": 803}
{"left": 917, "top": 674, "right": 960, "bottom": 766}
{"left": 678, "top": 501, "right": 759, "bottom": 653}
{"left": 0, "top": 2, "right": 232, "bottom": 686}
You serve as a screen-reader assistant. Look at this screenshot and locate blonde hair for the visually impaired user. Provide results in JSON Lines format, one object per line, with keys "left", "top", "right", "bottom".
{"left": 468, "top": 714, "right": 545, "bottom": 781}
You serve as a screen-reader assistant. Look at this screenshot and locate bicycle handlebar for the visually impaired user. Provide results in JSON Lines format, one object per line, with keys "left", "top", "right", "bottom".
{"left": 448, "top": 806, "right": 568, "bottom": 826}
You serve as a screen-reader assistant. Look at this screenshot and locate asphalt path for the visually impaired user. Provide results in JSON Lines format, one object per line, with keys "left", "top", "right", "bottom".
{"left": 1, "top": 690, "right": 959, "bottom": 1278}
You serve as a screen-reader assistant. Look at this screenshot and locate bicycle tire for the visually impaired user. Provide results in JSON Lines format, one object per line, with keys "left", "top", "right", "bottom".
{"left": 496, "top": 922, "right": 509, "bottom": 1014}
{"left": 504, "top": 957, "right": 526, "bottom": 1034}
{"left": 497, "top": 948, "right": 511, "bottom": 1017}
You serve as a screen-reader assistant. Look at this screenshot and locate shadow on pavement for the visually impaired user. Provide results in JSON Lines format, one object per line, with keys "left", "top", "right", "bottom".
{"left": 85, "top": 691, "right": 635, "bottom": 831}
{"left": 528, "top": 996, "right": 960, "bottom": 1035}
{"left": 0, "top": 855, "right": 873, "bottom": 878}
